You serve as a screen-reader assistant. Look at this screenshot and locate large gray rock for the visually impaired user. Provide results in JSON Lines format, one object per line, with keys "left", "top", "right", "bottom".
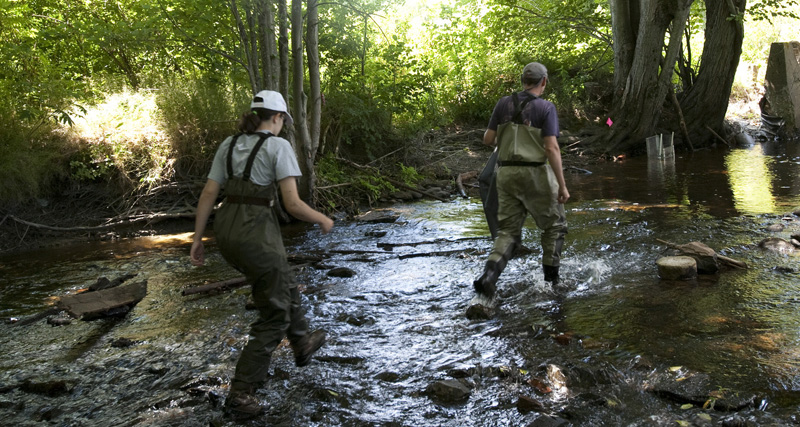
{"left": 764, "top": 41, "right": 800, "bottom": 130}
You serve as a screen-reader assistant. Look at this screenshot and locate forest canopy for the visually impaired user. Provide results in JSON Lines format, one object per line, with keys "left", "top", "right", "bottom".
{"left": 0, "top": 0, "right": 798, "bottom": 208}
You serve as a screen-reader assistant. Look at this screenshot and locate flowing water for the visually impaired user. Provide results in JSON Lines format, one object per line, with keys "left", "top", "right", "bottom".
{"left": 1, "top": 142, "right": 800, "bottom": 426}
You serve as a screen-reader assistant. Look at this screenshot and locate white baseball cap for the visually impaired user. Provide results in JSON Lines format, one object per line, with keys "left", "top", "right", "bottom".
{"left": 251, "top": 90, "right": 293, "bottom": 127}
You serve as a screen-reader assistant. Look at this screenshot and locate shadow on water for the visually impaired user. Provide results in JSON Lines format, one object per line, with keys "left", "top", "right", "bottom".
{"left": 1, "top": 142, "right": 800, "bottom": 425}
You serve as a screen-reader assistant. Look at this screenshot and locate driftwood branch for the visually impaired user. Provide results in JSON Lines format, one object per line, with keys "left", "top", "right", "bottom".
{"left": 7, "top": 212, "right": 196, "bottom": 233}
{"left": 670, "top": 88, "right": 695, "bottom": 151}
{"left": 705, "top": 125, "right": 731, "bottom": 148}
{"left": 377, "top": 237, "right": 485, "bottom": 250}
{"left": 399, "top": 248, "right": 482, "bottom": 260}
{"left": 456, "top": 171, "right": 478, "bottom": 198}
{"left": 181, "top": 277, "right": 248, "bottom": 296}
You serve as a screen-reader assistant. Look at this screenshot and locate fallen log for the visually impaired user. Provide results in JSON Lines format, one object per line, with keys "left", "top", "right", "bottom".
{"left": 657, "top": 239, "right": 747, "bottom": 270}
{"left": 57, "top": 280, "right": 148, "bottom": 319}
{"left": 181, "top": 277, "right": 248, "bottom": 296}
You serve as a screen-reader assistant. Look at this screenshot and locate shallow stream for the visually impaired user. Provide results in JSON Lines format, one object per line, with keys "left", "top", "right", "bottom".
{"left": 2, "top": 142, "right": 800, "bottom": 426}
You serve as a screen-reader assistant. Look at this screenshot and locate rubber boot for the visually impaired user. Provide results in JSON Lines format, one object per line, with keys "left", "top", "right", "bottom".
{"left": 292, "top": 329, "right": 326, "bottom": 367}
{"left": 474, "top": 261, "right": 501, "bottom": 298}
{"left": 543, "top": 265, "right": 559, "bottom": 285}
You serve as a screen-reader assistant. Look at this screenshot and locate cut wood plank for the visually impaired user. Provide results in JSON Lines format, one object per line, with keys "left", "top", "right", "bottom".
{"left": 57, "top": 280, "right": 147, "bottom": 319}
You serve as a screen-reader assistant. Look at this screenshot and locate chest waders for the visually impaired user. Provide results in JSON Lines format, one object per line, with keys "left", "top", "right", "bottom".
{"left": 474, "top": 93, "right": 568, "bottom": 297}
{"left": 214, "top": 133, "right": 312, "bottom": 395}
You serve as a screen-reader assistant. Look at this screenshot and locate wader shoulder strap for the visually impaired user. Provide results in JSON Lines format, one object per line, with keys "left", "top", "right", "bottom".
{"left": 242, "top": 132, "right": 273, "bottom": 181}
{"left": 226, "top": 133, "right": 243, "bottom": 179}
{"left": 511, "top": 92, "right": 533, "bottom": 125}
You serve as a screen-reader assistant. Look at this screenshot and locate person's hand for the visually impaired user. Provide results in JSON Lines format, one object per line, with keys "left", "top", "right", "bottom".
{"left": 190, "top": 239, "right": 205, "bottom": 266}
{"left": 319, "top": 217, "right": 334, "bottom": 234}
{"left": 557, "top": 187, "right": 570, "bottom": 204}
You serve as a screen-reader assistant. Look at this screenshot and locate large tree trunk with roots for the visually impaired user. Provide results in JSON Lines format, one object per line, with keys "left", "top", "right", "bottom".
{"left": 604, "top": 0, "right": 745, "bottom": 156}
{"left": 605, "top": 0, "right": 693, "bottom": 155}
{"left": 679, "top": 0, "right": 745, "bottom": 144}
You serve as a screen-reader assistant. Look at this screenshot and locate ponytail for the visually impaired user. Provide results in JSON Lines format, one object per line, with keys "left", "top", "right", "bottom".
{"left": 236, "top": 108, "right": 281, "bottom": 133}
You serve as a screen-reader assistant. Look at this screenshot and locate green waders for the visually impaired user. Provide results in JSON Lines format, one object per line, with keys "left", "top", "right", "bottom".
{"left": 213, "top": 133, "right": 310, "bottom": 393}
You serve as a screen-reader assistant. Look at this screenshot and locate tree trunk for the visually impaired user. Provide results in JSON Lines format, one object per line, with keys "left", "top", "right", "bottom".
{"left": 307, "top": 0, "right": 321, "bottom": 202}
{"left": 258, "top": 0, "right": 276, "bottom": 90}
{"left": 278, "top": 0, "right": 290, "bottom": 100}
{"left": 230, "top": 0, "right": 259, "bottom": 93}
{"left": 679, "top": 0, "right": 746, "bottom": 144}
{"left": 291, "top": 0, "right": 313, "bottom": 202}
{"left": 605, "top": 0, "right": 694, "bottom": 155}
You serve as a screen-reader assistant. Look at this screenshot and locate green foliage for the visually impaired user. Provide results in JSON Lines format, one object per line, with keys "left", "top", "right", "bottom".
{"left": 321, "top": 84, "right": 395, "bottom": 162}
{"left": 398, "top": 163, "right": 422, "bottom": 187}
{"left": 748, "top": 0, "right": 800, "bottom": 22}
{"left": 315, "top": 154, "right": 396, "bottom": 212}
{"left": 0, "top": 101, "right": 66, "bottom": 203}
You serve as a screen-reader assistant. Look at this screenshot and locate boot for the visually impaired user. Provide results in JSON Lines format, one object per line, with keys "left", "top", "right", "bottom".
{"left": 292, "top": 329, "right": 326, "bottom": 367}
{"left": 473, "top": 261, "right": 500, "bottom": 298}
{"left": 225, "top": 386, "right": 264, "bottom": 419}
{"left": 543, "top": 265, "right": 559, "bottom": 285}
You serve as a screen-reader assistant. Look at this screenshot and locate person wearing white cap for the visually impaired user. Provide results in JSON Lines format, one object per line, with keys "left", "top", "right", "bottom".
{"left": 473, "top": 62, "right": 569, "bottom": 299}
{"left": 190, "top": 89, "right": 333, "bottom": 418}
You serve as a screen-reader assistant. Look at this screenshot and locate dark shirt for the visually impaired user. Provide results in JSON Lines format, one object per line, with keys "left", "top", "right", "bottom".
{"left": 487, "top": 91, "right": 560, "bottom": 138}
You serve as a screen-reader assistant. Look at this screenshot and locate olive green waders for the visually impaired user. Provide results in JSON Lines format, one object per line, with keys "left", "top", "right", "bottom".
{"left": 214, "top": 133, "right": 310, "bottom": 393}
{"left": 475, "top": 98, "right": 568, "bottom": 295}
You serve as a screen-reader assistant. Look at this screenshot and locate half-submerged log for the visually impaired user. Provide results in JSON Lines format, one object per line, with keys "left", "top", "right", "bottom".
{"left": 57, "top": 280, "right": 147, "bottom": 320}
{"left": 657, "top": 239, "right": 747, "bottom": 270}
{"left": 181, "top": 277, "right": 248, "bottom": 296}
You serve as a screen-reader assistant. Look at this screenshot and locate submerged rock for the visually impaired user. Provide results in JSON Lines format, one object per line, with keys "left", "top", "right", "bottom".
{"left": 327, "top": 267, "right": 357, "bottom": 278}
{"left": 765, "top": 223, "right": 785, "bottom": 232}
{"left": 517, "top": 394, "right": 545, "bottom": 413}
{"left": 465, "top": 303, "right": 495, "bottom": 320}
{"left": 425, "top": 379, "right": 471, "bottom": 403}
{"left": 647, "top": 370, "right": 756, "bottom": 411}
{"left": 758, "top": 237, "right": 796, "bottom": 254}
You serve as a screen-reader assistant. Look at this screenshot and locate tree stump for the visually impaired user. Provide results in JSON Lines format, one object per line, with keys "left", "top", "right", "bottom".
{"left": 657, "top": 256, "right": 697, "bottom": 280}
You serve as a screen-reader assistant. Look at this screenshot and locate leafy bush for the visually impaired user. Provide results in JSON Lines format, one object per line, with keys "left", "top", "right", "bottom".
{"left": 320, "top": 84, "right": 396, "bottom": 162}
{"left": 156, "top": 76, "right": 244, "bottom": 177}
{"left": 62, "top": 90, "right": 173, "bottom": 195}
{"left": 0, "top": 101, "right": 66, "bottom": 204}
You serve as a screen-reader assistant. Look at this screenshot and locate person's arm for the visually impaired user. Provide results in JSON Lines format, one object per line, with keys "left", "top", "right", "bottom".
{"left": 278, "top": 177, "right": 334, "bottom": 233}
{"left": 543, "top": 135, "right": 570, "bottom": 204}
{"left": 483, "top": 128, "right": 497, "bottom": 147}
{"left": 190, "top": 179, "right": 222, "bottom": 266}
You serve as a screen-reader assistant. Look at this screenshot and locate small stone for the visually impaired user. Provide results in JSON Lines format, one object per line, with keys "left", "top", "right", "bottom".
{"left": 765, "top": 223, "right": 785, "bottom": 232}
{"left": 328, "top": 267, "right": 357, "bottom": 278}
{"left": 517, "top": 394, "right": 545, "bottom": 413}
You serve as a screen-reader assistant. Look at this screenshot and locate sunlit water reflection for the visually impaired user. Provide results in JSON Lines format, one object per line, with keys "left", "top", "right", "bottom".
{"left": 1, "top": 142, "right": 799, "bottom": 425}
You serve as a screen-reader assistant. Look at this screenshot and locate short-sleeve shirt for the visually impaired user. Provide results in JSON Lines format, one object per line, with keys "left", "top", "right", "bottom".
{"left": 207, "top": 131, "right": 301, "bottom": 186}
{"left": 487, "top": 91, "right": 560, "bottom": 138}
